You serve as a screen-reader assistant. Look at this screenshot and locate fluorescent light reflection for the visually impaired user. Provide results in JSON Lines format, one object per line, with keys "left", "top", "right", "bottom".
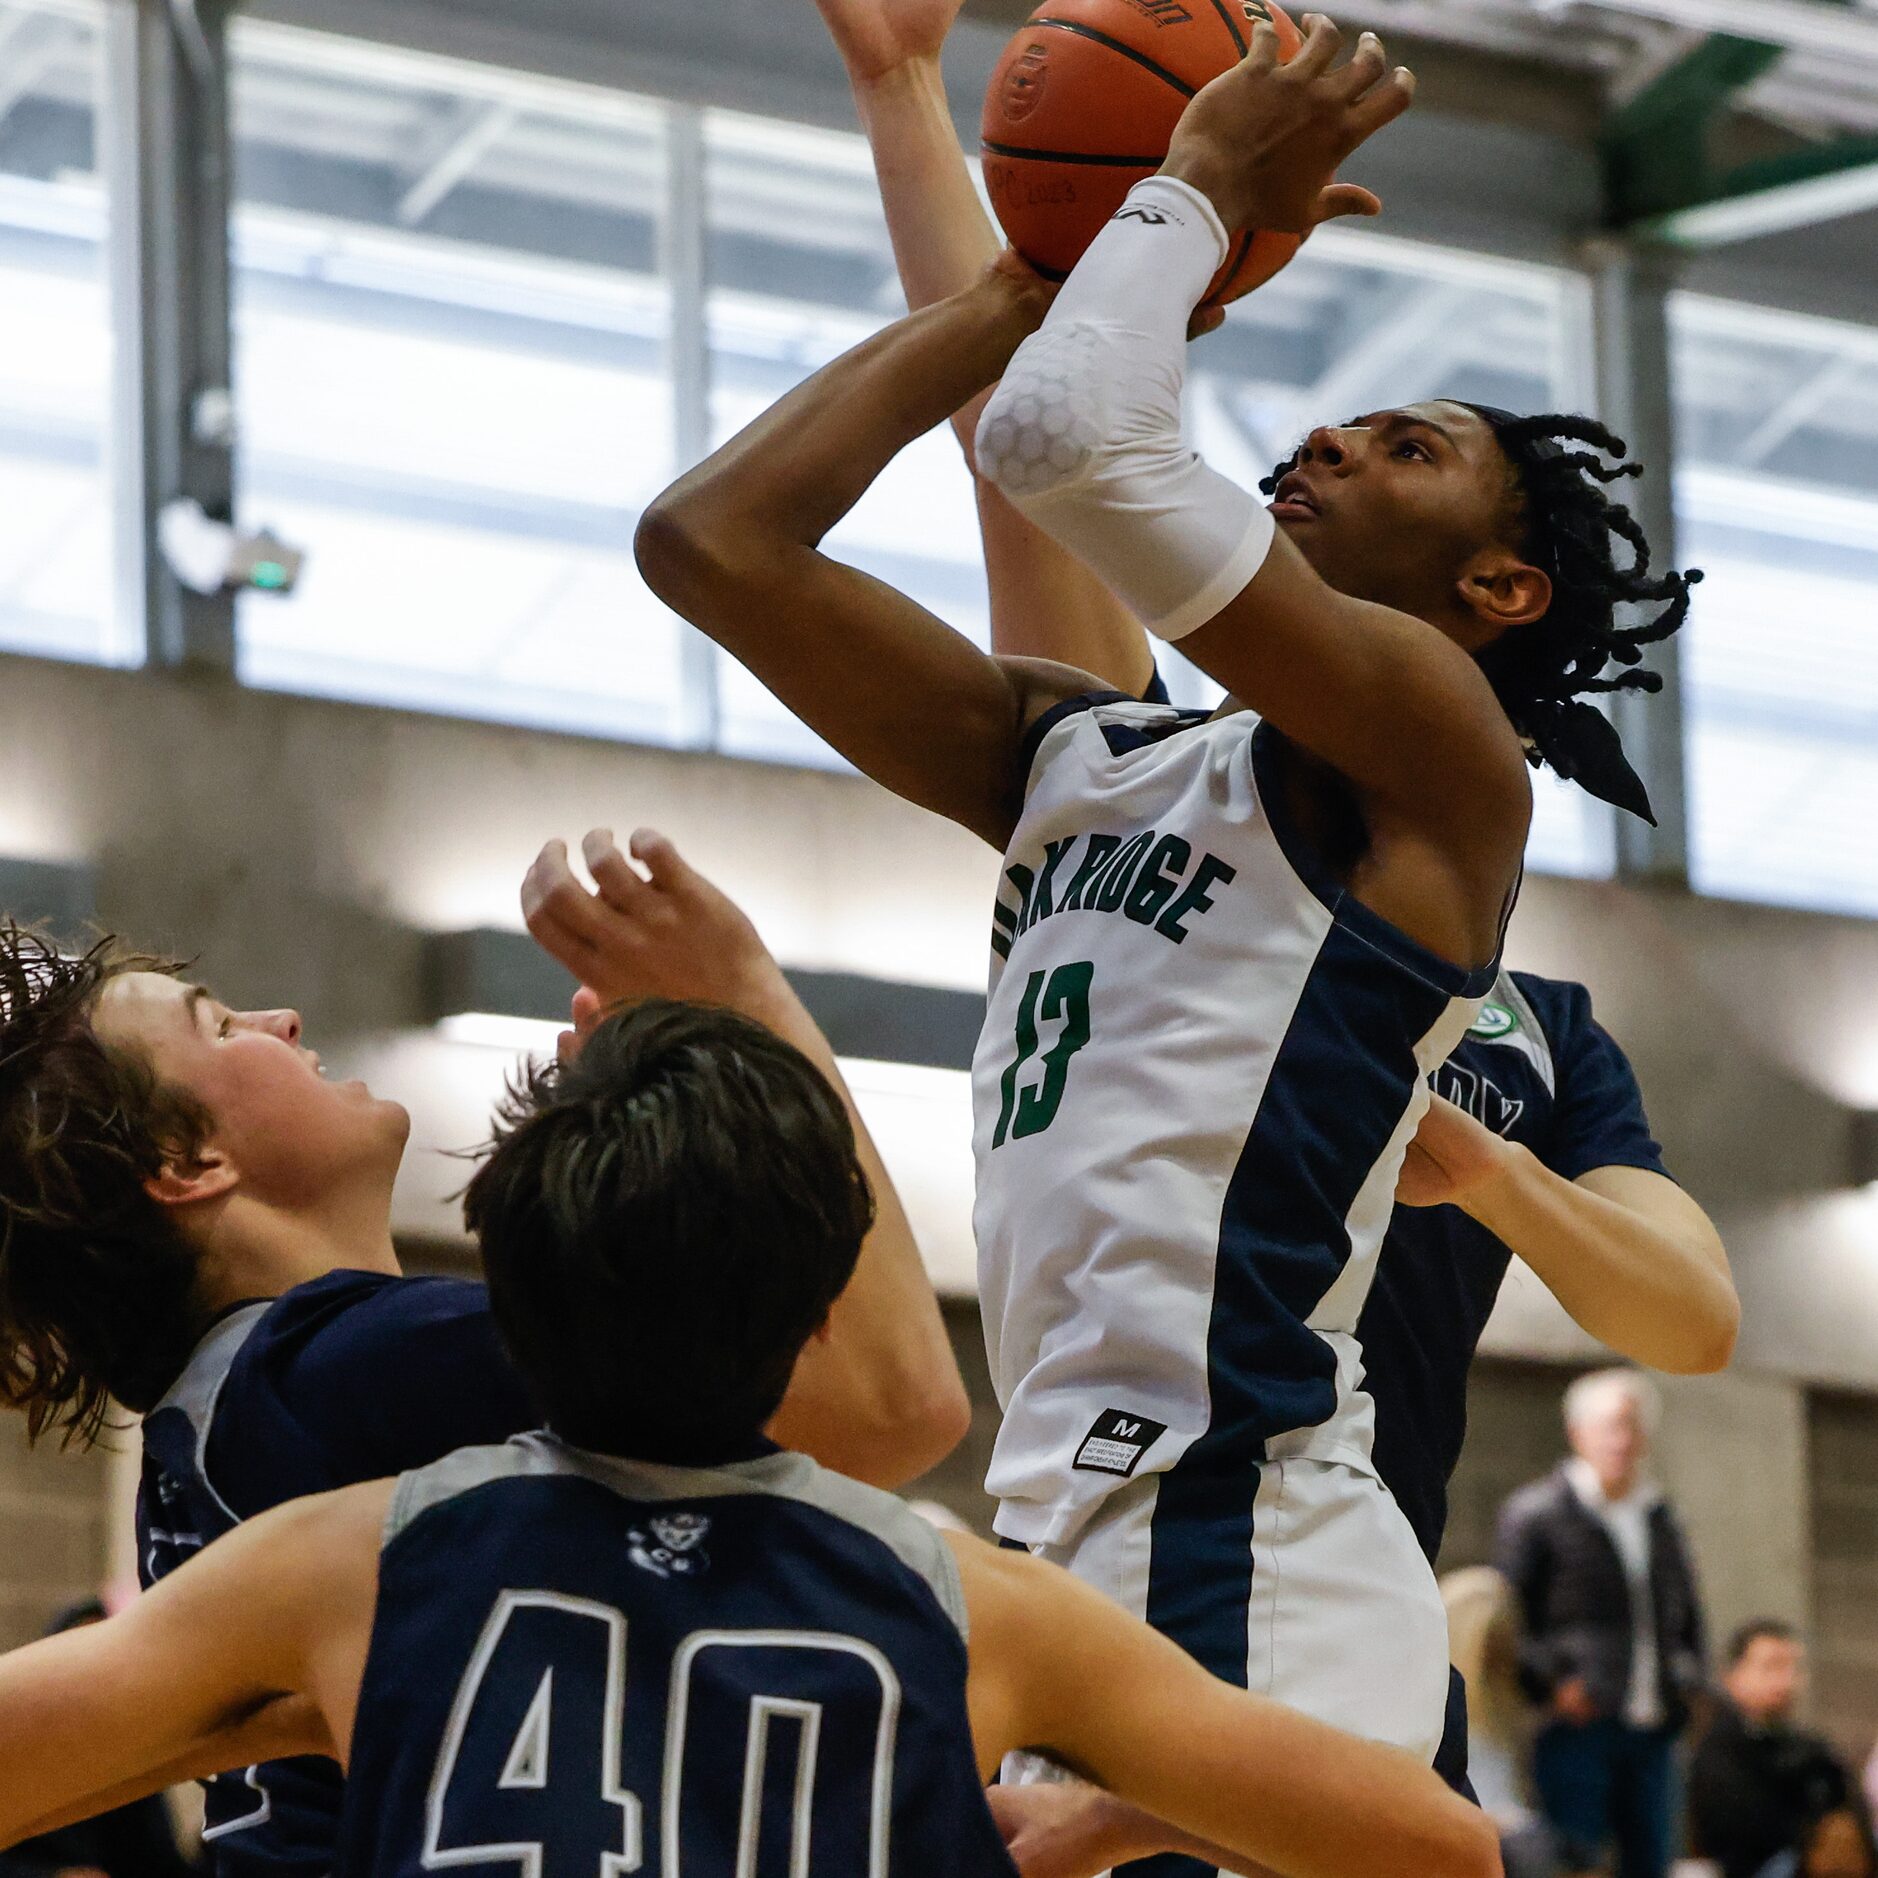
{"left": 424, "top": 1023, "right": 978, "bottom": 1292}
{"left": 437, "top": 1012, "right": 565, "bottom": 1053}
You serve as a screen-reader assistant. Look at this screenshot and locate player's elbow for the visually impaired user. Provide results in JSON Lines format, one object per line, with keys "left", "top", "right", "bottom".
{"left": 846, "top": 1370, "right": 974, "bottom": 1490}
{"left": 1455, "top": 1804, "right": 1506, "bottom": 1878}
{"left": 975, "top": 331, "right": 1106, "bottom": 514}
{"left": 1665, "top": 1277, "right": 1741, "bottom": 1374}
{"left": 897, "top": 1369, "right": 975, "bottom": 1481}
{"left": 635, "top": 486, "right": 759, "bottom": 623}
{"left": 1399, "top": 1791, "right": 1504, "bottom": 1878}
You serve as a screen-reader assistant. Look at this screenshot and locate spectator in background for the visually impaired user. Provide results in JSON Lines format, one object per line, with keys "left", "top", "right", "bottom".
{"left": 1689, "top": 1621, "right": 1852, "bottom": 1878}
{"left": 1753, "top": 1805, "right": 1878, "bottom": 1878}
{"left": 1444, "top": 1565, "right": 1564, "bottom": 1878}
{"left": 1496, "top": 1367, "right": 1707, "bottom": 1878}
{"left": 0, "top": 1601, "right": 195, "bottom": 1878}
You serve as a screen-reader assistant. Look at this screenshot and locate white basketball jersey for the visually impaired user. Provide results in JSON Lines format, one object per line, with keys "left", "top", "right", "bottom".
{"left": 971, "top": 697, "right": 1499, "bottom": 1548}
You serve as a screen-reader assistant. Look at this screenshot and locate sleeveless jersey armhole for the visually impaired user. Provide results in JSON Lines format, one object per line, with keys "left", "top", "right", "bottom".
{"left": 1249, "top": 723, "right": 1503, "bottom": 1000}
{"left": 1018, "top": 691, "right": 1135, "bottom": 791}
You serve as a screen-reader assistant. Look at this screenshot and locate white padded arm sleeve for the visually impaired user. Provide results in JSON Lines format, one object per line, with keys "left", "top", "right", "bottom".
{"left": 976, "top": 175, "right": 1275, "bottom": 641}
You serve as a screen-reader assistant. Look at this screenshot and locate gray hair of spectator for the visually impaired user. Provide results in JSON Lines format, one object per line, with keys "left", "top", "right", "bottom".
{"left": 1563, "top": 1366, "right": 1662, "bottom": 1434}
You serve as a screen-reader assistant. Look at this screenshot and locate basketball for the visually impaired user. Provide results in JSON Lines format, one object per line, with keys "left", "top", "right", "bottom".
{"left": 982, "top": 0, "right": 1304, "bottom": 307}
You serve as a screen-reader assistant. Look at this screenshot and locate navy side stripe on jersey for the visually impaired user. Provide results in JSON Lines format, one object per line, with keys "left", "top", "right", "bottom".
{"left": 1143, "top": 916, "right": 1459, "bottom": 1678}
{"left": 1251, "top": 726, "right": 1502, "bottom": 1003}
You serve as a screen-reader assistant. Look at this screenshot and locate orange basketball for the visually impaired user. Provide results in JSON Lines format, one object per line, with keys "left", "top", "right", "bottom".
{"left": 981, "top": 0, "right": 1304, "bottom": 307}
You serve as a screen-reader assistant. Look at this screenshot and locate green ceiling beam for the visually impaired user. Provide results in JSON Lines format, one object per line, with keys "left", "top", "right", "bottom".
{"left": 1600, "top": 0, "right": 1878, "bottom": 242}
{"left": 1601, "top": 33, "right": 1783, "bottom": 224}
{"left": 1635, "top": 134, "right": 1878, "bottom": 245}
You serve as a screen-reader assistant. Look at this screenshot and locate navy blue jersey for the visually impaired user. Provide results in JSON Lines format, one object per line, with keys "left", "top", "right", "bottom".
{"left": 1358, "top": 970, "right": 1671, "bottom": 1560}
{"left": 137, "top": 1270, "right": 538, "bottom": 1878}
{"left": 341, "top": 1434, "right": 1018, "bottom": 1878}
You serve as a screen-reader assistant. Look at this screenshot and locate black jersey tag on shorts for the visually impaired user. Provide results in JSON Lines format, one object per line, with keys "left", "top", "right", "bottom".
{"left": 1073, "top": 1409, "right": 1168, "bottom": 1477}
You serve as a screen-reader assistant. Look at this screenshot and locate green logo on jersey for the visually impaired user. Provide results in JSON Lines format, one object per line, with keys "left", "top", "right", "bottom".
{"left": 1470, "top": 1003, "right": 1518, "bottom": 1040}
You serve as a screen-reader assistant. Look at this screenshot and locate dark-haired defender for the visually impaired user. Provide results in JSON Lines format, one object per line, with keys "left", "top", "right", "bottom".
{"left": 0, "top": 833, "right": 966, "bottom": 1877}
{"left": 0, "top": 1002, "right": 1502, "bottom": 1878}
{"left": 633, "top": 15, "right": 1698, "bottom": 1781}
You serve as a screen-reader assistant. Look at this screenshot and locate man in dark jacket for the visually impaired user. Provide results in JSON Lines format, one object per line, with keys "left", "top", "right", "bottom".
{"left": 1496, "top": 1368, "right": 1707, "bottom": 1878}
{"left": 1689, "top": 1621, "right": 1851, "bottom": 1878}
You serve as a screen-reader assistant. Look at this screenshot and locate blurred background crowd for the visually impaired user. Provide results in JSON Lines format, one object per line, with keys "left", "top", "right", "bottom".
{"left": 1456, "top": 1369, "right": 1878, "bottom": 1878}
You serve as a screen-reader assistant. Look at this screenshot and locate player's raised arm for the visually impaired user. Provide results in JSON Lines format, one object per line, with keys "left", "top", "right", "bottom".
{"left": 0, "top": 1488, "right": 380, "bottom": 1846}
{"left": 952, "top": 1535, "right": 1502, "bottom": 1878}
{"left": 814, "top": 0, "right": 1157, "bottom": 692}
{"left": 635, "top": 262, "right": 1101, "bottom": 852}
{"left": 520, "top": 827, "right": 972, "bottom": 1486}
{"left": 976, "top": 17, "right": 1532, "bottom": 911}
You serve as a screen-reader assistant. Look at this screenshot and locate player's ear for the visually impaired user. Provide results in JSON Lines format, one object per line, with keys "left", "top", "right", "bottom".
{"left": 145, "top": 1145, "right": 238, "bottom": 1210}
{"left": 1456, "top": 544, "right": 1550, "bottom": 637}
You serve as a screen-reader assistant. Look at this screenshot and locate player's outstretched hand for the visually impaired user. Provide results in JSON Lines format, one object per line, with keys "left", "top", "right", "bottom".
{"left": 813, "top": 0, "right": 968, "bottom": 85}
{"left": 1395, "top": 1092, "right": 1513, "bottom": 1209}
{"left": 521, "top": 829, "right": 792, "bottom": 1054}
{"left": 1162, "top": 12, "right": 1413, "bottom": 236}
{"left": 988, "top": 1781, "right": 1267, "bottom": 1878}
{"left": 987, "top": 1780, "right": 1152, "bottom": 1878}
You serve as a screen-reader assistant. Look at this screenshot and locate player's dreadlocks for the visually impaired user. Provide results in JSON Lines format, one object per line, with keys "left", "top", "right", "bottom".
{"left": 1263, "top": 406, "right": 1701, "bottom": 822}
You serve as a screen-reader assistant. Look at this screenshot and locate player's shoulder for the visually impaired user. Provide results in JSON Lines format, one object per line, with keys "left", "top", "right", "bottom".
{"left": 1506, "top": 968, "right": 1596, "bottom": 1037}
{"left": 245, "top": 1268, "right": 485, "bottom": 1360}
{"left": 1506, "top": 970, "right": 1643, "bottom": 1078}
{"left": 772, "top": 1458, "right": 971, "bottom": 1625}
{"left": 943, "top": 1526, "right": 1109, "bottom": 1641}
{"left": 220, "top": 1474, "right": 398, "bottom": 1590}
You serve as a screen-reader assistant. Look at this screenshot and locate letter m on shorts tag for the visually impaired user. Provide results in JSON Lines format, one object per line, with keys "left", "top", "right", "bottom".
{"left": 1073, "top": 1409, "right": 1168, "bottom": 1477}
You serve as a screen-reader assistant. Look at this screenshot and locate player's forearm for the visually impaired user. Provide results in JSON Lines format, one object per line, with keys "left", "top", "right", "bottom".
{"left": 11, "top": 1699, "right": 325, "bottom": 1841}
{"left": 851, "top": 63, "right": 1157, "bottom": 689}
{"left": 756, "top": 983, "right": 970, "bottom": 1487}
{"left": 638, "top": 268, "right": 1046, "bottom": 587}
{"left": 853, "top": 61, "right": 1001, "bottom": 330}
{"left": 1099, "top": 1713, "right": 1499, "bottom": 1878}
{"left": 1462, "top": 1150, "right": 1738, "bottom": 1373}
{"left": 1054, "top": 1788, "right": 1280, "bottom": 1878}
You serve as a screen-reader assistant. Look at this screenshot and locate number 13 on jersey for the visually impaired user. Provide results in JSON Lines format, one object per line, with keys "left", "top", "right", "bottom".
{"left": 992, "top": 961, "right": 1095, "bottom": 1149}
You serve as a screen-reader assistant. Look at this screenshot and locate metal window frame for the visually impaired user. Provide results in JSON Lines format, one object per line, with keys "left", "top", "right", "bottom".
{"left": 104, "top": 0, "right": 237, "bottom": 675}
{"left": 87, "top": 0, "right": 1878, "bottom": 901}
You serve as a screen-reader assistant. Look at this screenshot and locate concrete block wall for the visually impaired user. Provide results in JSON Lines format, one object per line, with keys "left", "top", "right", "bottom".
{"left": 0, "top": 1416, "right": 113, "bottom": 1652}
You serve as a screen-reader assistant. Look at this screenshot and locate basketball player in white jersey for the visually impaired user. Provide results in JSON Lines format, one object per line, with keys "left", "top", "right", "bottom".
{"left": 635, "top": 12, "right": 1696, "bottom": 1786}
{"left": 808, "top": 3, "right": 1731, "bottom": 1862}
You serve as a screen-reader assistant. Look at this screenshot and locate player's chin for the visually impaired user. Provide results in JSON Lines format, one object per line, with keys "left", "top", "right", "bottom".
{"left": 362, "top": 1093, "right": 413, "bottom": 1144}
{"left": 1272, "top": 510, "right": 1341, "bottom": 578}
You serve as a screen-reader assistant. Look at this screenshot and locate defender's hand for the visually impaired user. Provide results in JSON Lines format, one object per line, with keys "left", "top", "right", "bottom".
{"left": 522, "top": 828, "right": 791, "bottom": 1037}
{"left": 988, "top": 1781, "right": 1163, "bottom": 1878}
{"left": 1395, "top": 1094, "right": 1514, "bottom": 1209}
{"left": 813, "top": 0, "right": 969, "bottom": 84}
{"left": 556, "top": 985, "right": 604, "bottom": 1066}
{"left": 1162, "top": 14, "right": 1413, "bottom": 235}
